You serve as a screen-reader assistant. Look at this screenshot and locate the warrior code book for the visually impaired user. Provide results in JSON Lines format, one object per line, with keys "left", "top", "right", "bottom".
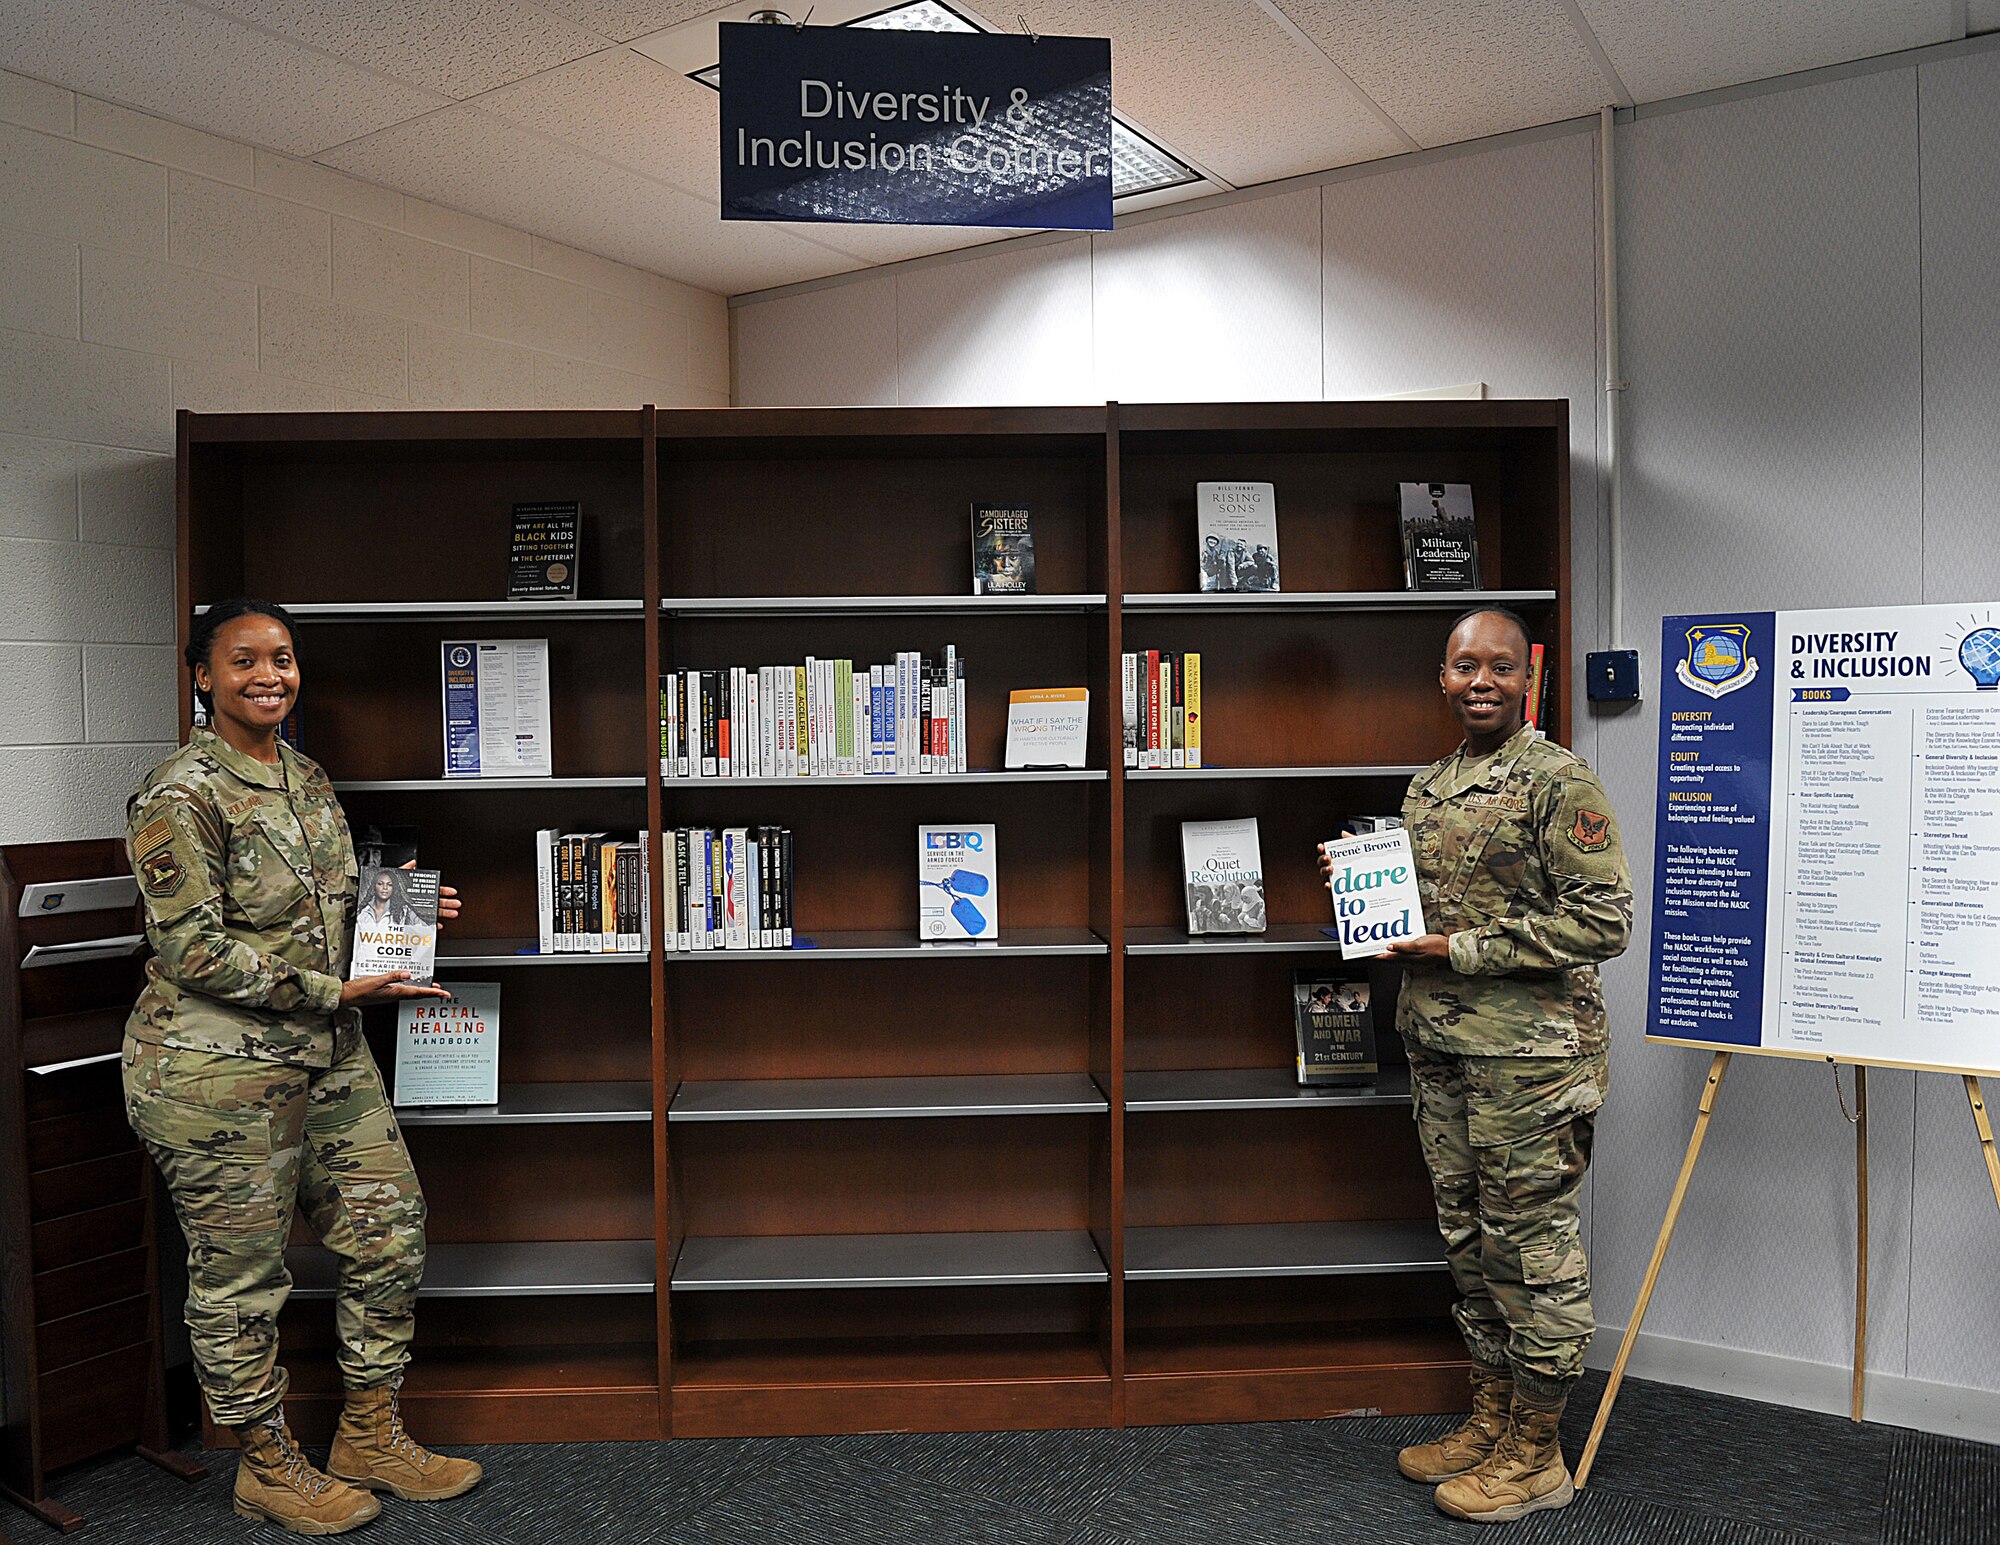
{"left": 971, "top": 504, "right": 1035, "bottom": 595}
{"left": 919, "top": 824, "right": 997, "bottom": 941}
{"left": 1181, "top": 818, "right": 1267, "bottom": 935}
{"left": 351, "top": 865, "right": 440, "bottom": 984}
{"left": 1398, "top": 482, "right": 1481, "bottom": 590}
{"left": 1292, "top": 973, "right": 1377, "bottom": 1087}
{"left": 395, "top": 982, "right": 500, "bottom": 1106}
{"left": 508, "top": 500, "right": 581, "bottom": 599}
{"left": 1196, "top": 482, "right": 1279, "bottom": 593}
{"left": 1324, "top": 827, "right": 1424, "bottom": 960}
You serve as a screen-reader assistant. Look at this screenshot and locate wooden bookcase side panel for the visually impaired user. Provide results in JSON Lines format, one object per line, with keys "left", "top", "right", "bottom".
{"left": 643, "top": 406, "right": 676, "bottom": 1433}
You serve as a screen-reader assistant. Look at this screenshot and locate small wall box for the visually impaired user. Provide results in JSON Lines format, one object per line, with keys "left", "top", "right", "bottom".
{"left": 1587, "top": 649, "right": 1642, "bottom": 702}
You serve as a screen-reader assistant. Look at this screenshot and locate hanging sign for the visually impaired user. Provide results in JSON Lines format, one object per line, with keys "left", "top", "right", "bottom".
{"left": 1647, "top": 601, "right": 2000, "bottom": 1075}
{"left": 719, "top": 21, "right": 1112, "bottom": 230}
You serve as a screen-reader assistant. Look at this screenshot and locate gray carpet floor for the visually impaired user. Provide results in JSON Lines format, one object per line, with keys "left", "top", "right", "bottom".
{"left": 17, "top": 1371, "right": 2000, "bottom": 1544}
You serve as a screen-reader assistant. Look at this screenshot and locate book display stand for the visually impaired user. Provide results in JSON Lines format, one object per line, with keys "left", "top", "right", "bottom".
{"left": 175, "top": 398, "right": 1568, "bottom": 1441}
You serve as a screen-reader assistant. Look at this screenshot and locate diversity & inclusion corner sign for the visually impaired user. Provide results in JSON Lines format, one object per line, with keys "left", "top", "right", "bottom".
{"left": 1648, "top": 601, "right": 2000, "bottom": 1076}
{"left": 719, "top": 22, "right": 1112, "bottom": 229}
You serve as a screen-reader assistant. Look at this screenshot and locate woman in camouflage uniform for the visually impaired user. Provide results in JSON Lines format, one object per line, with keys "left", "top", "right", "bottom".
{"left": 123, "top": 599, "right": 484, "bottom": 1535}
{"left": 1324, "top": 606, "right": 1632, "bottom": 1526}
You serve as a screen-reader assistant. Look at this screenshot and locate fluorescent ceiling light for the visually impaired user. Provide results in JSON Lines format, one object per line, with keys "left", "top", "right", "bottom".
{"left": 690, "top": 0, "right": 1201, "bottom": 201}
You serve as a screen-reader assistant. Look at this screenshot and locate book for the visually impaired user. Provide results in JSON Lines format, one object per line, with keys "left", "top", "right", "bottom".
{"left": 395, "top": 982, "right": 500, "bottom": 1106}
{"left": 1398, "top": 482, "right": 1481, "bottom": 590}
{"left": 1197, "top": 482, "right": 1280, "bottom": 593}
{"left": 1181, "top": 818, "right": 1266, "bottom": 935}
{"left": 919, "top": 823, "right": 997, "bottom": 941}
{"left": 441, "top": 639, "right": 552, "bottom": 779}
{"left": 351, "top": 865, "right": 440, "bottom": 984}
{"left": 1004, "top": 687, "right": 1089, "bottom": 769}
{"left": 1292, "top": 974, "right": 1377, "bottom": 1088}
{"left": 1324, "top": 826, "right": 1425, "bottom": 959}
{"left": 508, "top": 500, "right": 580, "bottom": 600}
{"left": 1183, "top": 652, "right": 1202, "bottom": 769}
{"left": 352, "top": 824, "right": 419, "bottom": 871}
{"left": 1121, "top": 652, "right": 1139, "bottom": 768}
{"left": 971, "top": 503, "right": 1036, "bottom": 595}
{"left": 1525, "top": 642, "right": 1547, "bottom": 730}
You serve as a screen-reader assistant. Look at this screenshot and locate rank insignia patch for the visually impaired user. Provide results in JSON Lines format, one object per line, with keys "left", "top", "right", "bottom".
{"left": 1567, "top": 809, "right": 1612, "bottom": 853}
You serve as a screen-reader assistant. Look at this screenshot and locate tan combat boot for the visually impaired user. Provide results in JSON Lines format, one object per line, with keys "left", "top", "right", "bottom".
{"left": 1397, "top": 1363, "right": 1513, "bottom": 1482}
{"left": 233, "top": 1415, "right": 382, "bottom": 1535}
{"left": 1433, "top": 1401, "right": 1575, "bottom": 1524}
{"left": 328, "top": 1382, "right": 483, "bottom": 1501}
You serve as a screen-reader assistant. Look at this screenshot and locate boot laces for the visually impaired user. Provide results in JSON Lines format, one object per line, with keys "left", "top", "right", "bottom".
{"left": 268, "top": 1417, "right": 333, "bottom": 1499}
{"left": 385, "top": 1381, "right": 432, "bottom": 1467}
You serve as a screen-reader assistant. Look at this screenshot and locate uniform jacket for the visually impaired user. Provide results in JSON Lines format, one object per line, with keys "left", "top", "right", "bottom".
{"left": 1398, "top": 723, "right": 1633, "bottom": 1058}
{"left": 126, "top": 728, "right": 359, "bottom": 1068}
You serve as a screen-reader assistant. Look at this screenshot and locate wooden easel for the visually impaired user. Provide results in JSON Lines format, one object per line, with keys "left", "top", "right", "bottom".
{"left": 1576, "top": 1056, "right": 2000, "bottom": 1486}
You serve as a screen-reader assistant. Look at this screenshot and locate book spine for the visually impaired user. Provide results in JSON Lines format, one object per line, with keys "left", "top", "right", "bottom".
{"left": 721, "top": 828, "right": 744, "bottom": 950}
{"left": 699, "top": 672, "right": 717, "bottom": 778}
{"left": 708, "top": 831, "right": 723, "bottom": 949}
{"left": 793, "top": 663, "right": 806, "bottom": 778}
{"left": 780, "top": 826, "right": 795, "bottom": 945}
{"left": 943, "top": 643, "right": 957, "bottom": 774}
{"left": 688, "top": 830, "right": 708, "bottom": 951}
{"left": 851, "top": 663, "right": 868, "bottom": 778}
{"left": 677, "top": 671, "right": 691, "bottom": 778}
{"left": 1169, "top": 652, "right": 1184, "bottom": 769}
{"left": 744, "top": 828, "right": 762, "bottom": 950}
{"left": 562, "top": 834, "right": 579, "bottom": 951}
{"left": 804, "top": 655, "right": 819, "bottom": 776}
{"left": 743, "top": 669, "right": 760, "bottom": 779}
{"left": 659, "top": 676, "right": 673, "bottom": 781}
{"left": 869, "top": 664, "right": 885, "bottom": 774}
{"left": 555, "top": 835, "right": 572, "bottom": 951}
{"left": 1185, "top": 650, "right": 1202, "bottom": 770}
{"left": 763, "top": 666, "right": 778, "bottom": 776}
{"left": 1122, "top": 652, "right": 1138, "bottom": 768}
{"left": 760, "top": 827, "right": 776, "bottom": 947}
{"left": 953, "top": 653, "right": 966, "bottom": 773}
{"left": 894, "top": 652, "right": 909, "bottom": 774}
{"left": 614, "top": 844, "right": 631, "bottom": 952}
{"left": 674, "top": 830, "right": 690, "bottom": 951}
{"left": 535, "top": 827, "right": 556, "bottom": 954}
{"left": 662, "top": 831, "right": 678, "bottom": 954}
{"left": 1525, "top": 643, "right": 1546, "bottom": 730}
{"left": 637, "top": 840, "right": 651, "bottom": 954}
{"left": 717, "top": 669, "right": 732, "bottom": 777}
{"left": 600, "top": 838, "right": 617, "bottom": 953}
{"left": 1145, "top": 649, "right": 1161, "bottom": 768}
{"left": 918, "top": 657, "right": 933, "bottom": 774}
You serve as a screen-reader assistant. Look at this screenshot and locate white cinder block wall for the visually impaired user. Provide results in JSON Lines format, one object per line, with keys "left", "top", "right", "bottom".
{"left": 0, "top": 67, "right": 728, "bottom": 846}
{"left": 732, "top": 38, "right": 2000, "bottom": 1442}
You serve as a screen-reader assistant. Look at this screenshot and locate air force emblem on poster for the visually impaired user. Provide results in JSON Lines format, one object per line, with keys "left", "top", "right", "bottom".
{"left": 1677, "top": 623, "right": 1759, "bottom": 700}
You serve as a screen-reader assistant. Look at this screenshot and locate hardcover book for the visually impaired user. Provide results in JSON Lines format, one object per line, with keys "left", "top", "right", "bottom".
{"left": 1292, "top": 974, "right": 1377, "bottom": 1087}
{"left": 971, "top": 504, "right": 1035, "bottom": 595}
{"left": 1181, "top": 818, "right": 1267, "bottom": 935}
{"left": 919, "top": 823, "right": 997, "bottom": 941}
{"left": 352, "top": 824, "right": 419, "bottom": 871}
{"left": 1196, "top": 482, "right": 1280, "bottom": 593}
{"left": 395, "top": 982, "right": 500, "bottom": 1107}
{"left": 1324, "top": 826, "right": 1424, "bottom": 960}
{"left": 507, "top": 500, "right": 581, "bottom": 600}
{"left": 1398, "top": 482, "right": 1481, "bottom": 590}
{"left": 351, "top": 866, "right": 440, "bottom": 984}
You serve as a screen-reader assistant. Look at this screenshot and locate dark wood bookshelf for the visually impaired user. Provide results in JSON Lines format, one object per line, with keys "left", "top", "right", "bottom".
{"left": 170, "top": 398, "right": 1568, "bottom": 1442}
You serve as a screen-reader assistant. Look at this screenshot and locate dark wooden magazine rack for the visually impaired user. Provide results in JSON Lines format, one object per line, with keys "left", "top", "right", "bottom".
{"left": 0, "top": 841, "right": 204, "bottom": 1533}
{"left": 173, "top": 399, "right": 1569, "bottom": 1442}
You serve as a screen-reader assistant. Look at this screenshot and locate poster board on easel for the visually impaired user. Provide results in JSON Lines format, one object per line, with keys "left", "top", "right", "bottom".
{"left": 1580, "top": 599, "right": 2000, "bottom": 1486}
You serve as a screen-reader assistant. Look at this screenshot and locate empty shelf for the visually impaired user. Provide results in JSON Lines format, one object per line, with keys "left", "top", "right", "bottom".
{"left": 665, "top": 928, "right": 1106, "bottom": 961}
{"left": 1127, "top": 1067, "right": 1410, "bottom": 1111}
{"left": 285, "top": 1240, "right": 655, "bottom": 1298}
{"left": 1126, "top": 1221, "right": 1445, "bottom": 1281}
{"left": 671, "top": 1074, "right": 1106, "bottom": 1122}
{"left": 1125, "top": 765, "right": 1426, "bottom": 781}
{"left": 673, "top": 1230, "right": 1108, "bottom": 1291}
{"left": 269, "top": 600, "right": 643, "bottom": 621}
{"left": 1125, "top": 923, "right": 1348, "bottom": 955}
{"left": 662, "top": 594, "right": 1106, "bottom": 616}
{"left": 663, "top": 769, "right": 1104, "bottom": 786}
{"left": 333, "top": 776, "right": 646, "bottom": 791}
{"left": 396, "top": 1081, "right": 652, "bottom": 1125}
{"left": 1121, "top": 589, "right": 1557, "bottom": 613}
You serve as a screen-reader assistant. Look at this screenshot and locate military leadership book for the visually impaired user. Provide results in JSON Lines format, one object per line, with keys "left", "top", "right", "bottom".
{"left": 351, "top": 865, "right": 440, "bottom": 985}
{"left": 1292, "top": 973, "right": 1377, "bottom": 1087}
{"left": 1324, "top": 827, "right": 1424, "bottom": 960}
{"left": 508, "top": 500, "right": 581, "bottom": 599}
{"left": 395, "top": 982, "right": 500, "bottom": 1107}
{"left": 1398, "top": 482, "right": 1481, "bottom": 590}
{"left": 1182, "top": 817, "right": 1267, "bottom": 935}
{"left": 971, "top": 503, "right": 1035, "bottom": 594}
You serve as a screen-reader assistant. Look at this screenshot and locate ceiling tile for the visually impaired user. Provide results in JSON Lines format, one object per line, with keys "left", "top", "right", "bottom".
{"left": 0, "top": 0, "right": 445, "bottom": 157}
{"left": 1271, "top": 0, "right": 1614, "bottom": 147}
{"left": 196, "top": 0, "right": 613, "bottom": 100}
{"left": 320, "top": 103, "right": 860, "bottom": 292}
{"left": 975, "top": 0, "right": 1409, "bottom": 187}
{"left": 1573, "top": 0, "right": 1948, "bottom": 103}
{"left": 532, "top": 0, "right": 736, "bottom": 43}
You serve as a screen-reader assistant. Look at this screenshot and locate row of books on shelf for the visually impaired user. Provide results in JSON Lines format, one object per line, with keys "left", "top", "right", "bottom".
{"left": 665, "top": 826, "right": 795, "bottom": 950}
{"left": 533, "top": 830, "right": 648, "bottom": 954}
{"left": 1121, "top": 650, "right": 1201, "bottom": 769}
{"left": 660, "top": 652, "right": 967, "bottom": 780}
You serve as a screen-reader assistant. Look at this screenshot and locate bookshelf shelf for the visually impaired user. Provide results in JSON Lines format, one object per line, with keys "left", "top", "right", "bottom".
{"left": 285, "top": 1240, "right": 657, "bottom": 1298}
{"left": 1127, "top": 1067, "right": 1411, "bottom": 1111}
{"left": 396, "top": 1081, "right": 652, "bottom": 1125}
{"left": 672, "top": 1230, "right": 1110, "bottom": 1291}
{"left": 174, "top": 398, "right": 1564, "bottom": 1441}
{"left": 671, "top": 1073, "right": 1107, "bottom": 1122}
{"left": 1125, "top": 1221, "right": 1447, "bottom": 1281}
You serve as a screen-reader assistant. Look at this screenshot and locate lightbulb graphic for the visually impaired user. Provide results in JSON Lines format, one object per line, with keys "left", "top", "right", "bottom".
{"left": 1959, "top": 627, "right": 2000, "bottom": 690}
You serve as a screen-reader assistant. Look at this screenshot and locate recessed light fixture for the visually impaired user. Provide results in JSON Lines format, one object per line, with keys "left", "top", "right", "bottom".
{"left": 689, "top": 0, "right": 1202, "bottom": 201}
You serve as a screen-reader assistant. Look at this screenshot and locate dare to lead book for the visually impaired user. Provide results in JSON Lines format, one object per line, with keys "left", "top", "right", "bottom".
{"left": 351, "top": 865, "right": 440, "bottom": 984}
{"left": 1324, "top": 827, "right": 1424, "bottom": 960}
{"left": 508, "top": 501, "right": 582, "bottom": 599}
{"left": 1196, "top": 482, "right": 1280, "bottom": 593}
{"left": 1293, "top": 973, "right": 1377, "bottom": 1087}
{"left": 971, "top": 504, "right": 1036, "bottom": 595}
{"left": 1181, "top": 817, "right": 1267, "bottom": 935}
{"left": 395, "top": 982, "right": 500, "bottom": 1107}
{"left": 1398, "top": 482, "right": 1481, "bottom": 590}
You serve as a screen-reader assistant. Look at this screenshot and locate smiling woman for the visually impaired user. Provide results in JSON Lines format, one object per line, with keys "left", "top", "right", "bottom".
{"left": 120, "top": 598, "right": 482, "bottom": 1537}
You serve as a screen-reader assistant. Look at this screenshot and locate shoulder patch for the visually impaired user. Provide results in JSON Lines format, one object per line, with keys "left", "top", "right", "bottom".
{"left": 1567, "top": 808, "right": 1613, "bottom": 853}
{"left": 140, "top": 846, "right": 186, "bottom": 897}
{"left": 134, "top": 817, "right": 173, "bottom": 856}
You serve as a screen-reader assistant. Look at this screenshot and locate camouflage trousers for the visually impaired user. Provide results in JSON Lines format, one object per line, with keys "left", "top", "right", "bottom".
{"left": 121, "top": 1033, "right": 426, "bottom": 1428}
{"left": 1405, "top": 1043, "right": 1607, "bottom": 1409}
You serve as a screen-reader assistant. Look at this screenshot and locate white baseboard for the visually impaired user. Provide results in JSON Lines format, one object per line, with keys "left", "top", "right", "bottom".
{"left": 1587, "top": 1324, "right": 2000, "bottom": 1446}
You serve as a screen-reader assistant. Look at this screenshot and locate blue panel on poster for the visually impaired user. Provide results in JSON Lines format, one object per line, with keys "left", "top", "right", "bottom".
{"left": 719, "top": 22, "right": 1112, "bottom": 230}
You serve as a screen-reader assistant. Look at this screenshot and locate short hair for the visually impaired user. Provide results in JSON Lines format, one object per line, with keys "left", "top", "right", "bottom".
{"left": 1443, "top": 605, "right": 1534, "bottom": 660}
{"left": 186, "top": 598, "right": 300, "bottom": 714}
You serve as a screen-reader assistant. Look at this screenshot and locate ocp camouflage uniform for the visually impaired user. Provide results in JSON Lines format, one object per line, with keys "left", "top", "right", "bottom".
{"left": 1399, "top": 722, "right": 1632, "bottom": 1410}
{"left": 122, "top": 727, "right": 425, "bottom": 1429}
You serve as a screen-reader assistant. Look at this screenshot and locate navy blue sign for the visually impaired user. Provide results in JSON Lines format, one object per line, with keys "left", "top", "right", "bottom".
{"left": 1646, "top": 613, "right": 1778, "bottom": 1048}
{"left": 719, "top": 22, "right": 1111, "bottom": 230}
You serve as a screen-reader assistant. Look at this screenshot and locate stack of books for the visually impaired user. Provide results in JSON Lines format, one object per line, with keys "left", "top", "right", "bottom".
{"left": 1122, "top": 650, "right": 1202, "bottom": 769}
{"left": 662, "top": 826, "right": 795, "bottom": 951}
{"left": 533, "top": 830, "right": 647, "bottom": 954}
